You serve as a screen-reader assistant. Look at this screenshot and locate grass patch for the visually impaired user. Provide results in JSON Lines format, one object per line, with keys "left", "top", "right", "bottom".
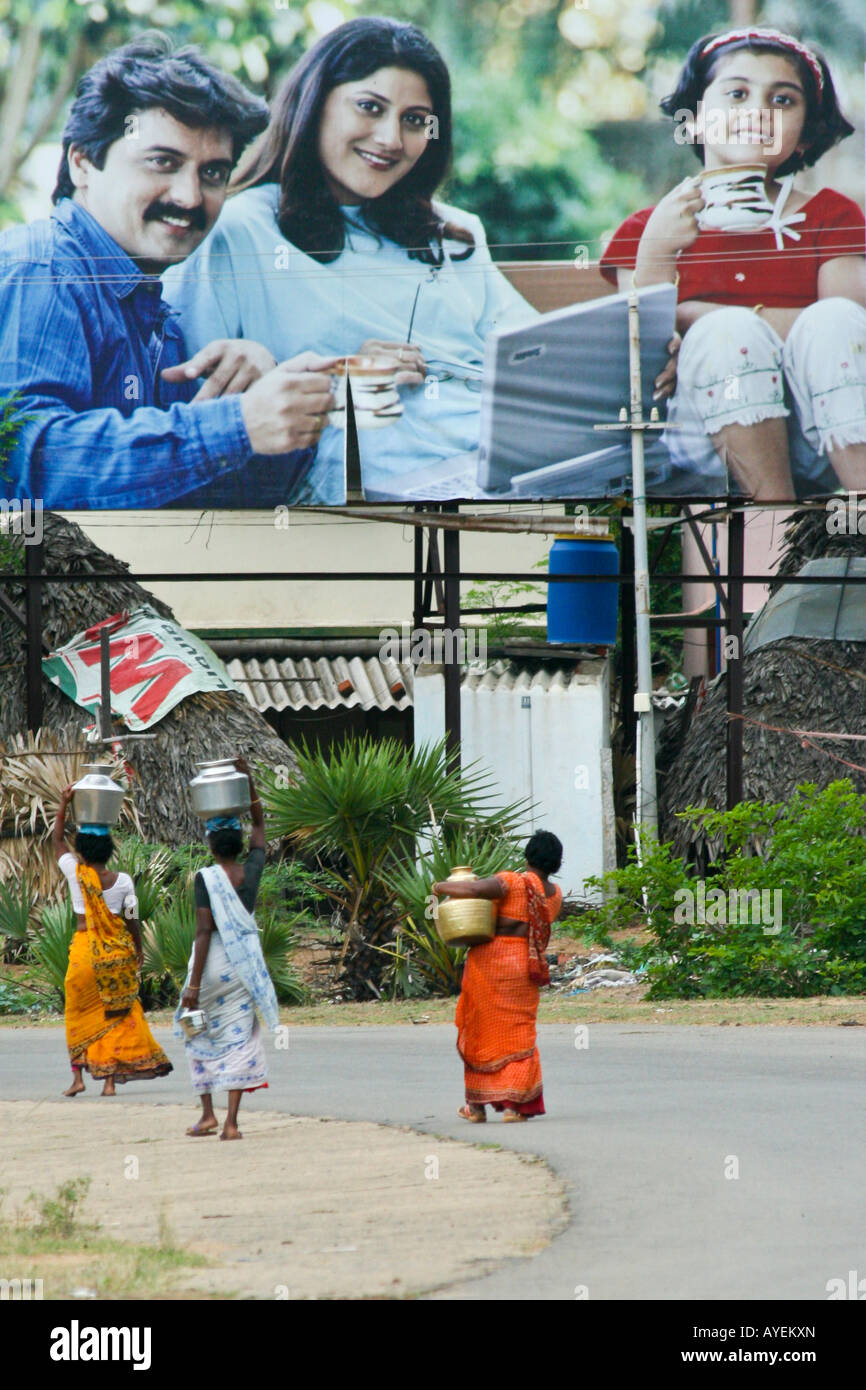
{"left": 0, "top": 1178, "right": 210, "bottom": 1300}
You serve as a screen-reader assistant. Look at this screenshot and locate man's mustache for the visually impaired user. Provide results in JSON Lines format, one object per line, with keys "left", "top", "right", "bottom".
{"left": 144, "top": 202, "right": 207, "bottom": 230}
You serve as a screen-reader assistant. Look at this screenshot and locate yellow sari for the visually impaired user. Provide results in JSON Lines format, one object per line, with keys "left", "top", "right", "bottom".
{"left": 64, "top": 863, "right": 172, "bottom": 1082}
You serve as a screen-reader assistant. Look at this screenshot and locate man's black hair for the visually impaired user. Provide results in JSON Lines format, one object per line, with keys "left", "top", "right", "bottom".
{"left": 74, "top": 830, "right": 114, "bottom": 866}
{"left": 525, "top": 830, "right": 563, "bottom": 877}
{"left": 208, "top": 827, "right": 243, "bottom": 860}
{"left": 53, "top": 31, "right": 269, "bottom": 203}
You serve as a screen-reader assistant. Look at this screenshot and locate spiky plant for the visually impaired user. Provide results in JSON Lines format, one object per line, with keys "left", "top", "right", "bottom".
{"left": 26, "top": 899, "right": 77, "bottom": 1009}
{"left": 258, "top": 736, "right": 532, "bottom": 998}
{"left": 381, "top": 826, "right": 524, "bottom": 997}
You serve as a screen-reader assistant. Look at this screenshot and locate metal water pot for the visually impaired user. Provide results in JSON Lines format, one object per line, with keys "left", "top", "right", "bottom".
{"left": 188, "top": 759, "right": 251, "bottom": 819}
{"left": 178, "top": 1007, "right": 208, "bottom": 1039}
{"left": 71, "top": 765, "right": 125, "bottom": 826}
{"left": 436, "top": 866, "right": 497, "bottom": 948}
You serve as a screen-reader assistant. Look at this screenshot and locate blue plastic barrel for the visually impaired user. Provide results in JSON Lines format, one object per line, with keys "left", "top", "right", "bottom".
{"left": 547, "top": 535, "right": 619, "bottom": 646}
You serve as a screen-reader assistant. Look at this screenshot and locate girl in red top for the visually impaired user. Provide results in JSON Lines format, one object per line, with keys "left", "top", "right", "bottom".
{"left": 600, "top": 28, "right": 866, "bottom": 500}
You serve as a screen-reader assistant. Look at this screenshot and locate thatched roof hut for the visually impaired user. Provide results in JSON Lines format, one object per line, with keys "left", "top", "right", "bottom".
{"left": 0, "top": 513, "right": 295, "bottom": 849}
{"left": 659, "top": 508, "right": 866, "bottom": 863}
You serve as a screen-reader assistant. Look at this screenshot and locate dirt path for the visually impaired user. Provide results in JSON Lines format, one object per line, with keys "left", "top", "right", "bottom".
{"left": 1, "top": 1101, "right": 567, "bottom": 1299}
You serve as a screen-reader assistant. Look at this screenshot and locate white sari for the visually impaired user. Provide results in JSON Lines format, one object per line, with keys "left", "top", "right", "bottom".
{"left": 174, "top": 864, "right": 279, "bottom": 1094}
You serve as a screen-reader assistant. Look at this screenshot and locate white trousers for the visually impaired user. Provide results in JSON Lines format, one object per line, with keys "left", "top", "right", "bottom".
{"left": 666, "top": 298, "right": 866, "bottom": 494}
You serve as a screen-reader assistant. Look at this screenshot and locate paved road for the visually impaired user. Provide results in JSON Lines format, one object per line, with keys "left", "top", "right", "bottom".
{"left": 2, "top": 1021, "right": 865, "bottom": 1300}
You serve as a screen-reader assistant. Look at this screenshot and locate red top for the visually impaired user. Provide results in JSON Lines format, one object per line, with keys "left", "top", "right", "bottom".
{"left": 599, "top": 188, "right": 865, "bottom": 308}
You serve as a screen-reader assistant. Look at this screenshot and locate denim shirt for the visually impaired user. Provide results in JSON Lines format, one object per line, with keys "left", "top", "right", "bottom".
{"left": 0, "top": 200, "right": 316, "bottom": 509}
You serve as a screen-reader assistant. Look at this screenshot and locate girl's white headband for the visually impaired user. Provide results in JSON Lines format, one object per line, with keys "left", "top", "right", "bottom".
{"left": 701, "top": 28, "right": 824, "bottom": 96}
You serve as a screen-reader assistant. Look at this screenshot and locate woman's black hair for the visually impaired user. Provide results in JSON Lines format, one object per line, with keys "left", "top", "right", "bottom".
{"left": 53, "top": 31, "right": 269, "bottom": 203}
{"left": 208, "top": 827, "right": 243, "bottom": 860}
{"left": 234, "top": 16, "right": 475, "bottom": 265}
{"left": 660, "top": 32, "right": 854, "bottom": 176}
{"left": 74, "top": 831, "right": 114, "bottom": 866}
{"left": 525, "top": 830, "right": 563, "bottom": 877}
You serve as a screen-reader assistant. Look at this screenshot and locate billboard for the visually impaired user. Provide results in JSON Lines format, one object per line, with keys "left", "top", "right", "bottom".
{"left": 43, "top": 606, "right": 236, "bottom": 730}
{"left": 0, "top": 7, "right": 863, "bottom": 508}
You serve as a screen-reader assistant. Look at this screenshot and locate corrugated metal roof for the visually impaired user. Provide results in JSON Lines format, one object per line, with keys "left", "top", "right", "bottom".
{"left": 229, "top": 654, "right": 607, "bottom": 714}
{"left": 744, "top": 558, "right": 866, "bottom": 651}
{"left": 461, "top": 660, "right": 607, "bottom": 694}
{"left": 227, "top": 655, "right": 415, "bottom": 714}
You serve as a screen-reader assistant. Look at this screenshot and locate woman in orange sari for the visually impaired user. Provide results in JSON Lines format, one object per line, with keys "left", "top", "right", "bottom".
{"left": 52, "top": 785, "right": 172, "bottom": 1096}
{"left": 433, "top": 830, "right": 563, "bottom": 1123}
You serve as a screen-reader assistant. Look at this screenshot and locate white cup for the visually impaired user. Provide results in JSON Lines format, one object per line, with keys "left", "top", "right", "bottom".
{"left": 696, "top": 164, "right": 774, "bottom": 233}
{"left": 328, "top": 355, "right": 403, "bottom": 430}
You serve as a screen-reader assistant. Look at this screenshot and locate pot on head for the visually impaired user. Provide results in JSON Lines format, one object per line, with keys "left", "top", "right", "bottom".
{"left": 71, "top": 765, "right": 125, "bottom": 827}
{"left": 189, "top": 759, "right": 251, "bottom": 820}
{"left": 436, "top": 866, "right": 497, "bottom": 948}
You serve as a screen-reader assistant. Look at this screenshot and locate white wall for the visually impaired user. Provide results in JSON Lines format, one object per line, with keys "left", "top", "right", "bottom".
{"left": 415, "top": 662, "right": 615, "bottom": 902}
{"left": 64, "top": 509, "right": 552, "bottom": 633}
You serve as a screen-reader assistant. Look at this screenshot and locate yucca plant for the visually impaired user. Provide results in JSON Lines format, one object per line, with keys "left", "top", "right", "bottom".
{"left": 258, "top": 908, "right": 306, "bottom": 1004}
{"left": 0, "top": 875, "right": 36, "bottom": 961}
{"left": 142, "top": 895, "right": 197, "bottom": 994}
{"left": 26, "top": 899, "right": 77, "bottom": 1009}
{"left": 112, "top": 833, "right": 174, "bottom": 924}
{"left": 382, "top": 827, "right": 525, "bottom": 997}
{"left": 257, "top": 736, "right": 531, "bottom": 997}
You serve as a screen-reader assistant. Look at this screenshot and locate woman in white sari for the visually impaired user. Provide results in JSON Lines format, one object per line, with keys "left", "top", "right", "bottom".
{"left": 176, "top": 758, "right": 278, "bottom": 1140}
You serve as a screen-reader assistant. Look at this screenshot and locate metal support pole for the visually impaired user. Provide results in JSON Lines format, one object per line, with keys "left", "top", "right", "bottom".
{"left": 619, "top": 507, "right": 637, "bottom": 752}
{"left": 442, "top": 506, "right": 461, "bottom": 770}
{"left": 413, "top": 504, "right": 425, "bottom": 631}
{"left": 100, "top": 627, "right": 112, "bottom": 742}
{"left": 24, "top": 540, "right": 44, "bottom": 734}
{"left": 726, "top": 510, "right": 745, "bottom": 809}
{"left": 627, "top": 292, "right": 658, "bottom": 835}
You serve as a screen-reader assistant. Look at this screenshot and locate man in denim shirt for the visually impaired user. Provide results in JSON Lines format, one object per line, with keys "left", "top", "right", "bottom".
{"left": 0, "top": 35, "right": 338, "bottom": 510}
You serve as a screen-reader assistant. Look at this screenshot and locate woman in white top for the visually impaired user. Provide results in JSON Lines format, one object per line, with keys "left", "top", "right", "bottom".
{"left": 52, "top": 785, "right": 171, "bottom": 1097}
{"left": 163, "top": 16, "right": 538, "bottom": 502}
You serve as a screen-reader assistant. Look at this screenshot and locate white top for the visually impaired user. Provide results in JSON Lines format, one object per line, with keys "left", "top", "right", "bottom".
{"left": 57, "top": 852, "right": 138, "bottom": 918}
{"left": 163, "top": 186, "right": 539, "bottom": 498}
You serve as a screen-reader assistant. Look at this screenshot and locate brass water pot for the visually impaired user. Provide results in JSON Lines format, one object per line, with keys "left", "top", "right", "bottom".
{"left": 436, "top": 866, "right": 497, "bottom": 947}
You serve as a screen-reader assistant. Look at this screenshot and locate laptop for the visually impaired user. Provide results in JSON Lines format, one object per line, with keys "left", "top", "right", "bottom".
{"left": 367, "top": 282, "right": 677, "bottom": 502}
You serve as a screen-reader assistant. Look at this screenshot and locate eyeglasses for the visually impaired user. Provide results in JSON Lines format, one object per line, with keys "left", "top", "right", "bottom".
{"left": 425, "top": 359, "right": 483, "bottom": 392}
{"left": 407, "top": 275, "right": 484, "bottom": 391}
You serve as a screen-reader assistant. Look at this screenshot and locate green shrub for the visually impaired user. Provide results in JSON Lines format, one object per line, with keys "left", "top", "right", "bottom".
{"left": 580, "top": 781, "right": 866, "bottom": 999}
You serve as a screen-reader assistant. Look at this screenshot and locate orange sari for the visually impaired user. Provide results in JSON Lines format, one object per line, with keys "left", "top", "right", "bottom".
{"left": 455, "top": 871, "right": 561, "bottom": 1114}
{"left": 64, "top": 863, "right": 172, "bottom": 1082}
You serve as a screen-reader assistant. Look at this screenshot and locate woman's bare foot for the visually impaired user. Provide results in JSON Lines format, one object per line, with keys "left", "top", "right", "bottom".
{"left": 101, "top": 1078, "right": 116, "bottom": 1097}
{"left": 186, "top": 1118, "right": 218, "bottom": 1137}
{"left": 457, "top": 1104, "right": 486, "bottom": 1123}
{"left": 220, "top": 1123, "right": 243, "bottom": 1141}
{"left": 63, "top": 1077, "right": 85, "bottom": 1097}
{"left": 502, "top": 1108, "right": 528, "bottom": 1123}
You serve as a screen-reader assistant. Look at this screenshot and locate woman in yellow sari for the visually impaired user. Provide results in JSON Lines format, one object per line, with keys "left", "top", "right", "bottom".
{"left": 52, "top": 785, "right": 172, "bottom": 1096}
{"left": 433, "top": 830, "right": 563, "bottom": 1123}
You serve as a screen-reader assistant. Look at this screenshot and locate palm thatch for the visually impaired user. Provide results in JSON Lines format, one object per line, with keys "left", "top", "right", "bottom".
{"left": 659, "top": 508, "right": 866, "bottom": 862}
{"left": 0, "top": 731, "right": 141, "bottom": 899}
{"left": 0, "top": 513, "right": 296, "bottom": 854}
